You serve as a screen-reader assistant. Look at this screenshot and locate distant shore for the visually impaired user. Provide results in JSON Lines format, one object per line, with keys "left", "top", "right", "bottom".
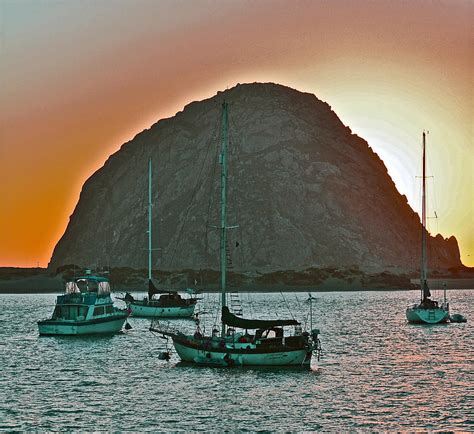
{"left": 409, "top": 278, "right": 474, "bottom": 290}
{"left": 1, "top": 285, "right": 473, "bottom": 294}
{"left": 1, "top": 266, "right": 472, "bottom": 294}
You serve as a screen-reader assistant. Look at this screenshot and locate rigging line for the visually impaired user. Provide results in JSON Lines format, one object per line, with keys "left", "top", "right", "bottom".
{"left": 303, "top": 310, "right": 309, "bottom": 330}
{"left": 199, "top": 292, "right": 208, "bottom": 335}
{"left": 432, "top": 178, "right": 439, "bottom": 236}
{"left": 228, "top": 114, "right": 254, "bottom": 317}
{"left": 208, "top": 292, "right": 219, "bottom": 332}
{"left": 293, "top": 292, "right": 303, "bottom": 318}
{"left": 415, "top": 162, "right": 422, "bottom": 272}
{"left": 425, "top": 138, "right": 438, "bottom": 211}
{"left": 228, "top": 115, "right": 248, "bottom": 274}
{"left": 168, "top": 113, "right": 221, "bottom": 269}
{"left": 225, "top": 115, "right": 249, "bottom": 315}
{"left": 212, "top": 292, "right": 220, "bottom": 329}
{"left": 246, "top": 290, "right": 255, "bottom": 318}
{"left": 279, "top": 291, "right": 296, "bottom": 321}
{"left": 204, "top": 135, "right": 221, "bottom": 268}
{"left": 204, "top": 106, "right": 224, "bottom": 270}
{"left": 150, "top": 140, "right": 161, "bottom": 271}
{"left": 204, "top": 291, "right": 217, "bottom": 333}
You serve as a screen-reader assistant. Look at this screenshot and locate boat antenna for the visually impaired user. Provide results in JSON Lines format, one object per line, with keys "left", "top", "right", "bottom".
{"left": 220, "top": 101, "right": 229, "bottom": 337}
{"left": 307, "top": 293, "right": 316, "bottom": 330}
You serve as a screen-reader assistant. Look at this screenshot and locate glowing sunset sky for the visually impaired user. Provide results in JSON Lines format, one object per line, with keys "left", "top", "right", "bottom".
{"left": 0, "top": 0, "right": 472, "bottom": 267}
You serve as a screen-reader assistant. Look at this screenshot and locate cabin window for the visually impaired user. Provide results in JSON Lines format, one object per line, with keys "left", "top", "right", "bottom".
{"left": 54, "top": 305, "right": 86, "bottom": 320}
{"left": 105, "top": 305, "right": 114, "bottom": 314}
{"left": 93, "top": 306, "right": 105, "bottom": 316}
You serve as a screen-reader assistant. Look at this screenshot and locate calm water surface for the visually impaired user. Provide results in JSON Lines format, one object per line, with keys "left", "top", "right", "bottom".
{"left": 0, "top": 290, "right": 472, "bottom": 431}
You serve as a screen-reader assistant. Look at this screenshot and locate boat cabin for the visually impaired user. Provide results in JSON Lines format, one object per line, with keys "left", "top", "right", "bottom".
{"left": 420, "top": 298, "right": 439, "bottom": 309}
{"left": 147, "top": 292, "right": 192, "bottom": 307}
{"left": 52, "top": 276, "right": 117, "bottom": 321}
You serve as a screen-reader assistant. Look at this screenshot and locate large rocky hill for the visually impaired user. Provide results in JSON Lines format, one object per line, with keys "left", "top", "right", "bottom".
{"left": 49, "top": 83, "right": 461, "bottom": 274}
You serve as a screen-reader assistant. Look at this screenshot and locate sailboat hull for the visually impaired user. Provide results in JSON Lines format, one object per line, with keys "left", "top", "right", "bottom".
{"left": 172, "top": 339, "right": 312, "bottom": 367}
{"left": 406, "top": 306, "right": 449, "bottom": 324}
{"left": 130, "top": 303, "right": 196, "bottom": 318}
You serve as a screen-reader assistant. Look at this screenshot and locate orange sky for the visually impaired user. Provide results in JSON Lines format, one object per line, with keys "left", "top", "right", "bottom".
{"left": 0, "top": 0, "right": 473, "bottom": 267}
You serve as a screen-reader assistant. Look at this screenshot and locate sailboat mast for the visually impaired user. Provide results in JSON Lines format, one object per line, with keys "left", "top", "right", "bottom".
{"left": 420, "top": 132, "right": 427, "bottom": 301}
{"left": 148, "top": 157, "right": 153, "bottom": 282}
{"left": 220, "top": 102, "right": 229, "bottom": 337}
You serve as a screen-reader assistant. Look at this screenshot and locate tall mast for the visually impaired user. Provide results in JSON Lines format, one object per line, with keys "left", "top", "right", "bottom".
{"left": 220, "top": 102, "right": 229, "bottom": 337}
{"left": 420, "top": 132, "right": 427, "bottom": 301}
{"left": 148, "top": 157, "right": 153, "bottom": 281}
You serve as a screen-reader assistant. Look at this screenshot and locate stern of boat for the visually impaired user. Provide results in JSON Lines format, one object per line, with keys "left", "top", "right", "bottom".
{"left": 406, "top": 306, "right": 449, "bottom": 324}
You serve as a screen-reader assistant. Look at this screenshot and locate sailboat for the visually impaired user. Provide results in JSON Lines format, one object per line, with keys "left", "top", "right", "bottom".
{"left": 150, "top": 102, "right": 321, "bottom": 366}
{"left": 406, "top": 132, "right": 449, "bottom": 324}
{"left": 123, "top": 158, "right": 197, "bottom": 318}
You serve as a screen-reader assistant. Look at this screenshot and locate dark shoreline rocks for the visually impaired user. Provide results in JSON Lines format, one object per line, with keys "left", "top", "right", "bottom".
{"left": 2, "top": 265, "right": 473, "bottom": 294}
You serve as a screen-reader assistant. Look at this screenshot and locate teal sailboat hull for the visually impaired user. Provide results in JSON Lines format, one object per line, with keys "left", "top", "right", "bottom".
{"left": 173, "top": 339, "right": 311, "bottom": 367}
{"left": 129, "top": 302, "right": 196, "bottom": 318}
{"left": 406, "top": 306, "right": 449, "bottom": 324}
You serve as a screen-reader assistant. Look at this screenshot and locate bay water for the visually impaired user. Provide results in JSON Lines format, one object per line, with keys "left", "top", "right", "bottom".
{"left": 1, "top": 290, "right": 472, "bottom": 431}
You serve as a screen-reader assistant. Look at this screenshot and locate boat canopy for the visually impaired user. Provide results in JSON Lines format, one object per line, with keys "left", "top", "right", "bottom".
{"left": 70, "top": 276, "right": 109, "bottom": 283}
{"left": 97, "top": 281, "right": 111, "bottom": 294}
{"left": 65, "top": 281, "right": 81, "bottom": 294}
{"left": 221, "top": 306, "right": 299, "bottom": 329}
{"left": 67, "top": 276, "right": 111, "bottom": 294}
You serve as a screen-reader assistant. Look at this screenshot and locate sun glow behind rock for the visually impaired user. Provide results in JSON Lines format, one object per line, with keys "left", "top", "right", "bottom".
{"left": 0, "top": 0, "right": 472, "bottom": 267}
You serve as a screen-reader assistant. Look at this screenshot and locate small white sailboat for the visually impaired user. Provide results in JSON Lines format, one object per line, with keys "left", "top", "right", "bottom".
{"left": 38, "top": 275, "right": 129, "bottom": 335}
{"left": 125, "top": 282, "right": 197, "bottom": 318}
{"left": 124, "top": 158, "right": 197, "bottom": 318}
{"left": 151, "top": 102, "right": 322, "bottom": 367}
{"left": 406, "top": 132, "right": 449, "bottom": 324}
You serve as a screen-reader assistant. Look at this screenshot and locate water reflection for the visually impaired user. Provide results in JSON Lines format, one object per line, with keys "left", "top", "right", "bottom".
{"left": 0, "top": 290, "right": 472, "bottom": 431}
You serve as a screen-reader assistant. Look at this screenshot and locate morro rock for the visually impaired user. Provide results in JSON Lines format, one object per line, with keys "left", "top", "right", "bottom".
{"left": 49, "top": 83, "right": 462, "bottom": 273}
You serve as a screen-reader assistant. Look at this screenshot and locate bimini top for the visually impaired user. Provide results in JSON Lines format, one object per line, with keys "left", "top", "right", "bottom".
{"left": 221, "top": 306, "right": 299, "bottom": 330}
{"left": 68, "top": 276, "right": 110, "bottom": 283}
{"left": 65, "top": 275, "right": 111, "bottom": 294}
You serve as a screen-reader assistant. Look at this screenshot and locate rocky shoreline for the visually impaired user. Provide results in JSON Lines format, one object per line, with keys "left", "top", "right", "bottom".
{"left": 1, "top": 266, "right": 472, "bottom": 293}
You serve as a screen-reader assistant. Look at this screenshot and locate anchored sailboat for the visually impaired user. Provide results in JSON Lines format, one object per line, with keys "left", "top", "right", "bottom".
{"left": 124, "top": 158, "right": 197, "bottom": 318}
{"left": 151, "top": 102, "right": 321, "bottom": 366}
{"left": 406, "top": 132, "right": 449, "bottom": 324}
